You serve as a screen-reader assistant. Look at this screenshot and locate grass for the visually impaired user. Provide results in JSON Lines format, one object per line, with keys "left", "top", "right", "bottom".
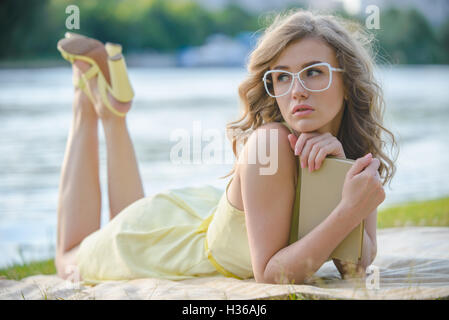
{"left": 377, "top": 197, "right": 449, "bottom": 228}
{"left": 0, "top": 196, "right": 448, "bottom": 282}
{"left": 0, "top": 258, "right": 56, "bottom": 281}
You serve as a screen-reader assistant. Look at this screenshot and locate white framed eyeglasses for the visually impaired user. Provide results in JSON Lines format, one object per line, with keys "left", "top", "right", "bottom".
{"left": 262, "top": 62, "right": 344, "bottom": 98}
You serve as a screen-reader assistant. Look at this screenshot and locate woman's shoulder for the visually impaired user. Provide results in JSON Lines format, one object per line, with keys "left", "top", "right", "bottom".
{"left": 241, "top": 121, "right": 293, "bottom": 154}
{"left": 237, "top": 121, "right": 297, "bottom": 182}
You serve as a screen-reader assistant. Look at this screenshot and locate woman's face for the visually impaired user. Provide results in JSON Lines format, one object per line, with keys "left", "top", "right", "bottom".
{"left": 269, "top": 37, "right": 345, "bottom": 136}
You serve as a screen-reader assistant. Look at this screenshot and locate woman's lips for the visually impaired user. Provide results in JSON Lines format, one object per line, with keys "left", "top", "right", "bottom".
{"left": 293, "top": 109, "right": 314, "bottom": 117}
{"left": 292, "top": 104, "right": 314, "bottom": 117}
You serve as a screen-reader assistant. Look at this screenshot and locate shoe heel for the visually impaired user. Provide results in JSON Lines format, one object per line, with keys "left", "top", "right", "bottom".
{"left": 105, "top": 42, "right": 134, "bottom": 103}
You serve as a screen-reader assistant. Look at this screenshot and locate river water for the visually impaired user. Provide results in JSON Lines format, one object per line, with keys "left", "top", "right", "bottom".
{"left": 0, "top": 65, "right": 448, "bottom": 268}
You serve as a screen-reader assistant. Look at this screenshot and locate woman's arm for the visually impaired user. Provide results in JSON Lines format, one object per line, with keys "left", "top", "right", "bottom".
{"left": 263, "top": 159, "right": 381, "bottom": 284}
{"left": 238, "top": 123, "right": 298, "bottom": 283}
{"left": 263, "top": 201, "right": 364, "bottom": 284}
{"left": 333, "top": 208, "right": 377, "bottom": 278}
{"left": 239, "top": 123, "right": 380, "bottom": 284}
{"left": 287, "top": 130, "right": 378, "bottom": 279}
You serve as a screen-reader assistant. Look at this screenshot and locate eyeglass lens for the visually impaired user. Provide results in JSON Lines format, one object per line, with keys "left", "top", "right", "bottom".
{"left": 266, "top": 64, "right": 331, "bottom": 96}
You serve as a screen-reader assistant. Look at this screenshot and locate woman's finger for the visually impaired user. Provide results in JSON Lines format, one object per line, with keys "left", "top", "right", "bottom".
{"left": 299, "top": 134, "right": 326, "bottom": 168}
{"left": 347, "top": 153, "right": 373, "bottom": 178}
{"left": 375, "top": 169, "right": 381, "bottom": 180}
{"left": 314, "top": 143, "right": 337, "bottom": 170}
{"left": 287, "top": 134, "right": 298, "bottom": 152}
{"left": 295, "top": 132, "right": 319, "bottom": 156}
{"left": 308, "top": 139, "right": 330, "bottom": 171}
{"left": 362, "top": 157, "right": 381, "bottom": 178}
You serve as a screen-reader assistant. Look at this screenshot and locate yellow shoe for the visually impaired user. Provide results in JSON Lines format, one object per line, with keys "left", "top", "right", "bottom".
{"left": 57, "top": 33, "right": 134, "bottom": 117}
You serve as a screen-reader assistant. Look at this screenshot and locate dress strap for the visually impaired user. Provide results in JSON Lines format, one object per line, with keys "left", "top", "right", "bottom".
{"left": 280, "top": 121, "right": 301, "bottom": 245}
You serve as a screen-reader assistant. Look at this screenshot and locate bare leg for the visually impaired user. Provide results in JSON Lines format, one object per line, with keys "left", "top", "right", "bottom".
{"left": 55, "top": 57, "right": 144, "bottom": 279}
{"left": 55, "top": 62, "right": 101, "bottom": 278}
{"left": 101, "top": 116, "right": 145, "bottom": 220}
{"left": 86, "top": 65, "right": 144, "bottom": 220}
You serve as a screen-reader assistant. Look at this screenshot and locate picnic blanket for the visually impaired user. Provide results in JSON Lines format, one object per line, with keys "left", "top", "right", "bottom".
{"left": 1, "top": 227, "right": 449, "bottom": 300}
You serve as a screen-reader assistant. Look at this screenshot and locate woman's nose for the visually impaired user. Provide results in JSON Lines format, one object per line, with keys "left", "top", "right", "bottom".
{"left": 291, "top": 75, "right": 308, "bottom": 98}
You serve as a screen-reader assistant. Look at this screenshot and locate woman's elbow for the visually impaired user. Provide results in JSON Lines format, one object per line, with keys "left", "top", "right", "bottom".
{"left": 258, "top": 265, "right": 306, "bottom": 285}
{"left": 254, "top": 267, "right": 272, "bottom": 284}
{"left": 253, "top": 265, "right": 277, "bottom": 284}
{"left": 255, "top": 273, "right": 285, "bottom": 284}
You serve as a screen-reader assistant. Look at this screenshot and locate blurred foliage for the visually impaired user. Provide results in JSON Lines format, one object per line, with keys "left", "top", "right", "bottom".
{"left": 0, "top": 0, "right": 64, "bottom": 59}
{"left": 0, "top": 0, "right": 448, "bottom": 64}
{"left": 370, "top": 7, "right": 448, "bottom": 64}
{"left": 210, "top": 4, "right": 260, "bottom": 36}
{"left": 439, "top": 19, "right": 449, "bottom": 64}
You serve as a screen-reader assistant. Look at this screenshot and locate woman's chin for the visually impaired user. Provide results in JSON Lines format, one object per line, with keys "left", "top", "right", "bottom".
{"left": 292, "top": 120, "right": 319, "bottom": 134}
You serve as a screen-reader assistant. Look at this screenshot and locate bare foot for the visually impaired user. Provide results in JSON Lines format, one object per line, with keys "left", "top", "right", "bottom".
{"left": 72, "top": 60, "right": 132, "bottom": 121}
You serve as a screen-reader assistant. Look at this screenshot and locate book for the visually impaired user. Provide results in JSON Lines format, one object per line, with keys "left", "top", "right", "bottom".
{"left": 297, "top": 156, "right": 364, "bottom": 264}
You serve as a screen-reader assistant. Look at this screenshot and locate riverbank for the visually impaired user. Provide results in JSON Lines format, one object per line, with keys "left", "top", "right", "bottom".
{"left": 1, "top": 196, "right": 448, "bottom": 281}
{"left": 0, "top": 52, "right": 178, "bottom": 69}
{"left": 0, "top": 58, "right": 66, "bottom": 69}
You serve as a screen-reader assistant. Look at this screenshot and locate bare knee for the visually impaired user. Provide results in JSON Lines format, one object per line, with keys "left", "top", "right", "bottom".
{"left": 55, "top": 245, "right": 82, "bottom": 281}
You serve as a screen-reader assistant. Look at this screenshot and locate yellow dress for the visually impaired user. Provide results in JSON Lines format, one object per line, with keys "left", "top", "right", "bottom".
{"left": 76, "top": 121, "right": 301, "bottom": 284}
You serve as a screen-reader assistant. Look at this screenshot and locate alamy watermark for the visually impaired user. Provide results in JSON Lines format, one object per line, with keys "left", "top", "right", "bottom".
{"left": 65, "top": 5, "right": 80, "bottom": 30}
{"left": 365, "top": 5, "right": 380, "bottom": 30}
{"left": 365, "top": 265, "right": 380, "bottom": 290}
{"left": 169, "top": 121, "right": 279, "bottom": 175}
{"left": 64, "top": 264, "right": 81, "bottom": 290}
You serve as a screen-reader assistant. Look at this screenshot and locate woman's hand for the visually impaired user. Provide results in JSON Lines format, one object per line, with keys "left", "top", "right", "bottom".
{"left": 287, "top": 132, "right": 346, "bottom": 172}
{"left": 341, "top": 153, "right": 385, "bottom": 221}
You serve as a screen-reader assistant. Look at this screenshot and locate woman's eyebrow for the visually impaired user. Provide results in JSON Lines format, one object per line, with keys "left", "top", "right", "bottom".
{"left": 302, "top": 60, "right": 323, "bottom": 68}
{"left": 272, "top": 65, "right": 289, "bottom": 70}
{"left": 272, "top": 60, "right": 323, "bottom": 70}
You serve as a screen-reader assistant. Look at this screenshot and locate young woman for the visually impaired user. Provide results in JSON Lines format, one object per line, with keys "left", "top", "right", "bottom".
{"left": 55, "top": 9, "right": 396, "bottom": 285}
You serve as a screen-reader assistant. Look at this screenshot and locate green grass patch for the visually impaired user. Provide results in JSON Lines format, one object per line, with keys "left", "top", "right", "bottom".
{"left": 377, "top": 197, "right": 449, "bottom": 229}
{"left": 0, "top": 259, "right": 56, "bottom": 281}
{"left": 1, "top": 196, "right": 448, "bottom": 281}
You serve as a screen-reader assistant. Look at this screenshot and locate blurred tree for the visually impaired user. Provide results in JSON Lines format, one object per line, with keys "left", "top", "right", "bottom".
{"left": 0, "top": 0, "right": 62, "bottom": 59}
{"left": 64, "top": 0, "right": 217, "bottom": 51}
{"left": 373, "top": 8, "right": 441, "bottom": 64}
{"left": 438, "top": 19, "right": 449, "bottom": 64}
{"left": 0, "top": 0, "right": 447, "bottom": 65}
{"left": 211, "top": 4, "right": 258, "bottom": 36}
{"left": 165, "top": 0, "right": 214, "bottom": 48}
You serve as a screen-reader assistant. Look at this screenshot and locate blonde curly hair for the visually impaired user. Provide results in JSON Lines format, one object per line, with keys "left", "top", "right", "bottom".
{"left": 223, "top": 9, "right": 398, "bottom": 186}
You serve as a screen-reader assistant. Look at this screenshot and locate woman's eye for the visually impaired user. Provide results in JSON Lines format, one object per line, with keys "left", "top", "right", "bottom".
{"left": 277, "top": 73, "right": 291, "bottom": 82}
{"left": 306, "top": 68, "right": 322, "bottom": 77}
